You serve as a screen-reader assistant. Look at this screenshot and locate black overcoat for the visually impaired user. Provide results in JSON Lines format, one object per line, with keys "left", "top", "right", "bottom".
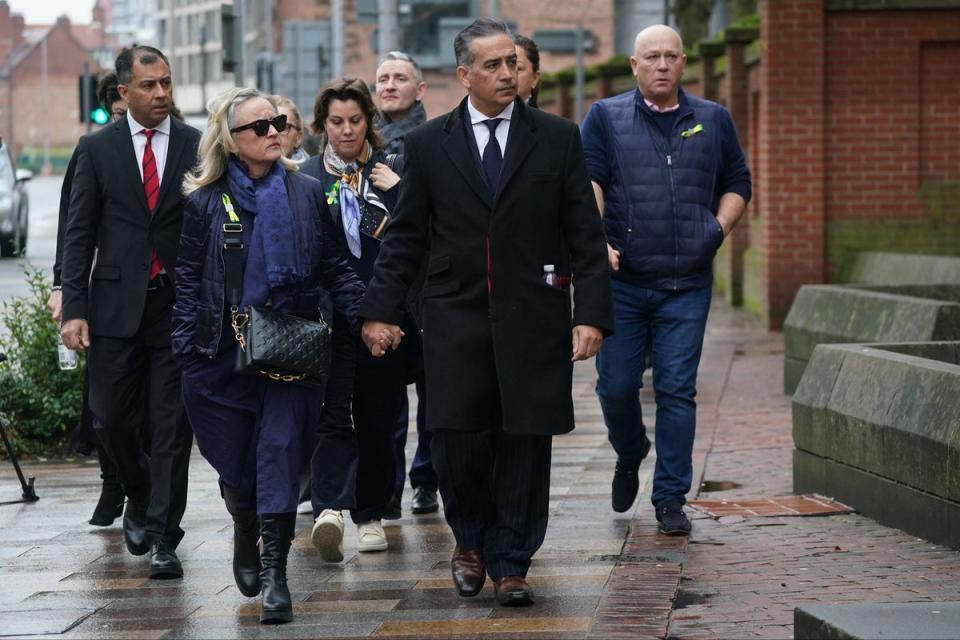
{"left": 359, "top": 97, "right": 613, "bottom": 436}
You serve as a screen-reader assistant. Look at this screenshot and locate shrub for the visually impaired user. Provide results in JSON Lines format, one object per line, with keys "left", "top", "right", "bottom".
{"left": 0, "top": 266, "right": 84, "bottom": 456}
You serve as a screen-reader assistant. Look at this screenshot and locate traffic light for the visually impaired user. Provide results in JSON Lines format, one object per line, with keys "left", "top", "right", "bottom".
{"left": 90, "top": 106, "right": 110, "bottom": 125}
{"left": 77, "top": 74, "right": 110, "bottom": 125}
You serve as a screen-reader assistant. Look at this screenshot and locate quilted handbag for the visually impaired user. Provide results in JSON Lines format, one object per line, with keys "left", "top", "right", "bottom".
{"left": 220, "top": 192, "right": 331, "bottom": 388}
{"left": 231, "top": 305, "right": 330, "bottom": 387}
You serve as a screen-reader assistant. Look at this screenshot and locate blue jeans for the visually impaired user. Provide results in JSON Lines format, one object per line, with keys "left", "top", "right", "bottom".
{"left": 595, "top": 281, "right": 712, "bottom": 507}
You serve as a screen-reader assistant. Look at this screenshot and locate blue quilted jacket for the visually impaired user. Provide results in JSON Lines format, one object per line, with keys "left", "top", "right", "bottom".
{"left": 171, "top": 170, "right": 365, "bottom": 359}
{"left": 581, "top": 87, "right": 751, "bottom": 290}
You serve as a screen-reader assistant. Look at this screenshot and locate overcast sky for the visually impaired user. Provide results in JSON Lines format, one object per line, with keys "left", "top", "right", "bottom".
{"left": 6, "top": 0, "right": 96, "bottom": 25}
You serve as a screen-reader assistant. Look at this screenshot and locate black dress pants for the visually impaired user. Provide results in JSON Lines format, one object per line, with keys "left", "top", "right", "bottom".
{"left": 431, "top": 425, "right": 552, "bottom": 581}
{"left": 305, "top": 314, "right": 359, "bottom": 516}
{"left": 350, "top": 339, "right": 405, "bottom": 524}
{"left": 87, "top": 285, "right": 192, "bottom": 546}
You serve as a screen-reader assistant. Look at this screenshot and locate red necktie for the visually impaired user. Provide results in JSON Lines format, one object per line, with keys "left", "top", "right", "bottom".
{"left": 141, "top": 129, "right": 163, "bottom": 279}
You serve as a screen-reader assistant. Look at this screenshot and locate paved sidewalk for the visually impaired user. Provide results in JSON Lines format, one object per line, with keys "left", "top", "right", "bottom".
{"left": 2, "top": 295, "right": 960, "bottom": 639}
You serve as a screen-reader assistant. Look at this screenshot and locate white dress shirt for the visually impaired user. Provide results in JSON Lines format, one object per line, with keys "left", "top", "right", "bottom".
{"left": 466, "top": 98, "right": 513, "bottom": 160}
{"left": 127, "top": 111, "right": 171, "bottom": 186}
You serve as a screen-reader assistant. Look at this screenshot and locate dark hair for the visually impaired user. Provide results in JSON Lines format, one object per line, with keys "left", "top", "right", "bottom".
{"left": 514, "top": 34, "right": 541, "bottom": 108}
{"left": 311, "top": 77, "right": 384, "bottom": 151}
{"left": 115, "top": 45, "right": 170, "bottom": 85}
{"left": 96, "top": 72, "right": 121, "bottom": 109}
{"left": 454, "top": 17, "right": 512, "bottom": 68}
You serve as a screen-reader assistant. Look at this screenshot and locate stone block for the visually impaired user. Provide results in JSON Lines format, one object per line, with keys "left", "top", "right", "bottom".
{"left": 783, "top": 285, "right": 960, "bottom": 393}
{"left": 793, "top": 449, "right": 959, "bottom": 549}
{"left": 849, "top": 251, "right": 960, "bottom": 287}
{"left": 795, "top": 602, "right": 960, "bottom": 640}
{"left": 795, "top": 343, "right": 960, "bottom": 503}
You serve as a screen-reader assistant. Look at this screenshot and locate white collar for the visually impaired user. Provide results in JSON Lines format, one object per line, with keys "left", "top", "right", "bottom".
{"left": 467, "top": 98, "right": 514, "bottom": 126}
{"left": 127, "top": 110, "right": 171, "bottom": 136}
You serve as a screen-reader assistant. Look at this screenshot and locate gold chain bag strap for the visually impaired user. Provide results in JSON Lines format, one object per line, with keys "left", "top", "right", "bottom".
{"left": 221, "top": 193, "right": 331, "bottom": 388}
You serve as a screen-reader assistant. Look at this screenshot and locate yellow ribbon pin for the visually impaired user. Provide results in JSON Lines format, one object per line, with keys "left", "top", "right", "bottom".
{"left": 681, "top": 123, "right": 704, "bottom": 138}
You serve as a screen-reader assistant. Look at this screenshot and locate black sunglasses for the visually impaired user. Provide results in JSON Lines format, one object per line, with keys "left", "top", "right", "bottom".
{"left": 230, "top": 114, "right": 288, "bottom": 136}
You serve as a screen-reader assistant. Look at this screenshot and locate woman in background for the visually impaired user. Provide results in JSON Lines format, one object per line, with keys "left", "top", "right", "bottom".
{"left": 274, "top": 95, "right": 310, "bottom": 162}
{"left": 301, "top": 77, "right": 407, "bottom": 556}
{"left": 515, "top": 35, "right": 541, "bottom": 107}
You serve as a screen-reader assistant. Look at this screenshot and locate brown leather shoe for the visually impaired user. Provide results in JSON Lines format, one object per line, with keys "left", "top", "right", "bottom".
{"left": 494, "top": 576, "right": 534, "bottom": 607}
{"left": 451, "top": 546, "right": 485, "bottom": 597}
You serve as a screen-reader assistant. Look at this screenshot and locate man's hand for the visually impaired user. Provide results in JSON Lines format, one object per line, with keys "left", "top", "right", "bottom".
{"left": 61, "top": 318, "right": 90, "bottom": 352}
{"left": 361, "top": 320, "right": 405, "bottom": 357}
{"left": 606, "top": 243, "right": 620, "bottom": 272}
{"left": 571, "top": 325, "right": 603, "bottom": 362}
{"left": 47, "top": 289, "right": 63, "bottom": 323}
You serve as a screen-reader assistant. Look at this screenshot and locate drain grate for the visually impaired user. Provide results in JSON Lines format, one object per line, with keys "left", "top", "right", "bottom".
{"left": 688, "top": 493, "right": 854, "bottom": 518}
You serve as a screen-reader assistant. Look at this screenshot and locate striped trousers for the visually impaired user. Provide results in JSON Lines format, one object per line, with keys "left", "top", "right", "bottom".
{"left": 430, "top": 427, "right": 552, "bottom": 581}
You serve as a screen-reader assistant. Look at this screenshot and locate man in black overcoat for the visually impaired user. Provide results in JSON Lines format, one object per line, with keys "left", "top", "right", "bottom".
{"left": 60, "top": 46, "right": 200, "bottom": 579}
{"left": 359, "top": 18, "right": 614, "bottom": 607}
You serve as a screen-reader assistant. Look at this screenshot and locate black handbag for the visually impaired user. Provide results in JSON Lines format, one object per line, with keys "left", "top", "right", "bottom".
{"left": 221, "top": 192, "right": 331, "bottom": 387}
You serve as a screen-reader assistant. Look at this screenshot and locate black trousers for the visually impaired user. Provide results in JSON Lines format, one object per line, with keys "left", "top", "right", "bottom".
{"left": 87, "top": 285, "right": 192, "bottom": 546}
{"left": 431, "top": 426, "right": 552, "bottom": 581}
{"left": 304, "top": 316, "right": 359, "bottom": 516}
{"left": 350, "top": 339, "right": 405, "bottom": 524}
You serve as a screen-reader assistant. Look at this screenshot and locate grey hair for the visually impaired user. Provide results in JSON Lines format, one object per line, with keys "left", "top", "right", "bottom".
{"left": 377, "top": 51, "right": 423, "bottom": 83}
{"left": 454, "top": 17, "right": 512, "bottom": 68}
{"left": 183, "top": 87, "right": 297, "bottom": 195}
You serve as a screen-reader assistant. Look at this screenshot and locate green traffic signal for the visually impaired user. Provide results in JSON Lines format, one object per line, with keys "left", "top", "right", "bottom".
{"left": 90, "top": 107, "right": 110, "bottom": 125}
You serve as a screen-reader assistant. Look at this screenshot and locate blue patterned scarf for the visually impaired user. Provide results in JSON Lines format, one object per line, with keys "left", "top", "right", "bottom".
{"left": 226, "top": 156, "right": 309, "bottom": 291}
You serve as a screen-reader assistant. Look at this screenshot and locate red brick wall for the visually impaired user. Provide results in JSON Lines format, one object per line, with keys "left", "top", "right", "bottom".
{"left": 759, "top": 0, "right": 826, "bottom": 329}
{"left": 823, "top": 11, "right": 960, "bottom": 222}
{"left": 757, "top": 1, "right": 960, "bottom": 327}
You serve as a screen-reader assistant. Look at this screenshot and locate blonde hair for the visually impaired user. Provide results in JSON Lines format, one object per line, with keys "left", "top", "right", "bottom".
{"left": 182, "top": 87, "right": 298, "bottom": 195}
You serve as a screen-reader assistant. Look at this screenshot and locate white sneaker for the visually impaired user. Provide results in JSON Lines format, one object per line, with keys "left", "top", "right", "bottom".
{"left": 311, "top": 509, "right": 344, "bottom": 562}
{"left": 356, "top": 520, "right": 388, "bottom": 552}
{"left": 297, "top": 500, "right": 312, "bottom": 514}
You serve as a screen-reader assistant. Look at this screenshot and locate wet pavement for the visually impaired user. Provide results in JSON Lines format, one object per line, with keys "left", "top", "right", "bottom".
{"left": 3, "top": 296, "right": 960, "bottom": 638}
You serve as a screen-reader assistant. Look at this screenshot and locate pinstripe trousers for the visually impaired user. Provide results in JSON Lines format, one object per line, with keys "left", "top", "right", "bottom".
{"left": 430, "top": 428, "right": 552, "bottom": 581}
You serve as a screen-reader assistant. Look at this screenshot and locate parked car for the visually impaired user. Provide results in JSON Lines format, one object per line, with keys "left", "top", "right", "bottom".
{"left": 0, "top": 137, "right": 31, "bottom": 257}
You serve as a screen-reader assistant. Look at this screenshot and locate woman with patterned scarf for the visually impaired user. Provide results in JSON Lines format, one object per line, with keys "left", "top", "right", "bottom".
{"left": 300, "top": 78, "right": 408, "bottom": 558}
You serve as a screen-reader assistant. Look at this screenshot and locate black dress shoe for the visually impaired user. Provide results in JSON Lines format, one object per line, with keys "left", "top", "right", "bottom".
{"left": 411, "top": 486, "right": 439, "bottom": 514}
{"left": 451, "top": 546, "right": 485, "bottom": 597}
{"left": 123, "top": 500, "right": 150, "bottom": 556}
{"left": 494, "top": 576, "right": 534, "bottom": 607}
{"left": 149, "top": 540, "right": 183, "bottom": 579}
{"left": 89, "top": 482, "right": 125, "bottom": 526}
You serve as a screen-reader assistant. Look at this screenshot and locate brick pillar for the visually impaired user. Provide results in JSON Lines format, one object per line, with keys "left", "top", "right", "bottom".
{"left": 722, "top": 27, "right": 758, "bottom": 308}
{"left": 759, "top": 0, "right": 825, "bottom": 329}
{"left": 597, "top": 75, "right": 612, "bottom": 100}
{"left": 697, "top": 41, "right": 724, "bottom": 101}
{"left": 556, "top": 79, "right": 571, "bottom": 120}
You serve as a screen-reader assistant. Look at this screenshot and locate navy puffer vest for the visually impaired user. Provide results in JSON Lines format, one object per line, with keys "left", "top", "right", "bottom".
{"left": 595, "top": 89, "right": 729, "bottom": 291}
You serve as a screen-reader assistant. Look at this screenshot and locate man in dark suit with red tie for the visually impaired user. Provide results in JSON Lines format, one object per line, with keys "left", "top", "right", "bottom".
{"left": 61, "top": 46, "right": 200, "bottom": 579}
{"left": 359, "top": 18, "right": 613, "bottom": 606}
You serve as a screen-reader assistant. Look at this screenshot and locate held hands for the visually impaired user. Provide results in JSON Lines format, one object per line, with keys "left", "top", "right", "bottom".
{"left": 61, "top": 318, "right": 90, "bottom": 352}
{"left": 47, "top": 289, "right": 63, "bottom": 322}
{"left": 606, "top": 243, "right": 620, "bottom": 272}
{"left": 362, "top": 320, "right": 405, "bottom": 358}
{"left": 369, "top": 163, "right": 401, "bottom": 191}
{"left": 571, "top": 325, "right": 603, "bottom": 362}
